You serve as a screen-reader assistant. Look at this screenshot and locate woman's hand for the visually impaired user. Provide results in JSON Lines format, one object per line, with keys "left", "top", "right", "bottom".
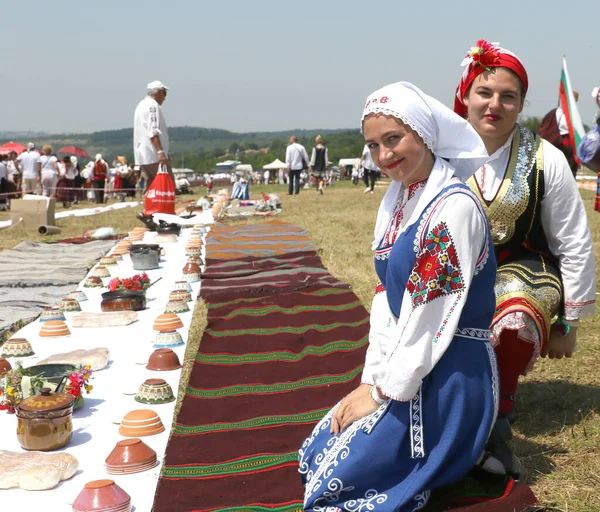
{"left": 542, "top": 325, "right": 577, "bottom": 359}
{"left": 331, "top": 384, "right": 380, "bottom": 435}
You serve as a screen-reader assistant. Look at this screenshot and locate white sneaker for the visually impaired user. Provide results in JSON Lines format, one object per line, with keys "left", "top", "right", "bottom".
{"left": 363, "top": 187, "right": 371, "bottom": 193}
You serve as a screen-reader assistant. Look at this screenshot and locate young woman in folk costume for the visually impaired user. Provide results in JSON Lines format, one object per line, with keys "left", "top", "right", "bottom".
{"left": 452, "top": 40, "right": 596, "bottom": 477}
{"left": 298, "top": 82, "right": 499, "bottom": 512}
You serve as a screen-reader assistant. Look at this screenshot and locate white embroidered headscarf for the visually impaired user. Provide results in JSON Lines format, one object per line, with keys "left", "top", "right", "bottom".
{"left": 361, "top": 81, "right": 488, "bottom": 250}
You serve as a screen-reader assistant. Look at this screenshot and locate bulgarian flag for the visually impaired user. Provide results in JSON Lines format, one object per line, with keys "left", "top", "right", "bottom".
{"left": 559, "top": 56, "right": 585, "bottom": 166}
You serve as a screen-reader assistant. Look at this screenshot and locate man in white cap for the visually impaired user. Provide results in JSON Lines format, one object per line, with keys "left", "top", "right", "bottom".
{"left": 16, "top": 143, "right": 41, "bottom": 196}
{"left": 133, "top": 80, "right": 175, "bottom": 195}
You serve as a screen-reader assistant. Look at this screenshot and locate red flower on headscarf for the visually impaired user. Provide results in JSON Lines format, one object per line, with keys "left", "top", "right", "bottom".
{"left": 466, "top": 39, "right": 500, "bottom": 71}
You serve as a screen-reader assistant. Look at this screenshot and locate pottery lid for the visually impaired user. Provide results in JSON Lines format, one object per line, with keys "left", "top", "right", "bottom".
{"left": 19, "top": 387, "right": 74, "bottom": 412}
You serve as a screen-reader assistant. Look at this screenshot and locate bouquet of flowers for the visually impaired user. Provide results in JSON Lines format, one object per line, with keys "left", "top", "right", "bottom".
{"left": 0, "top": 362, "right": 44, "bottom": 414}
{"left": 108, "top": 273, "right": 150, "bottom": 292}
{"left": 65, "top": 365, "right": 93, "bottom": 399}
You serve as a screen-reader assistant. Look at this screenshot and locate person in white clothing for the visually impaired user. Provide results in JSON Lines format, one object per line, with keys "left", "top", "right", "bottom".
{"left": 16, "top": 143, "right": 41, "bottom": 196}
{"left": 285, "top": 136, "right": 309, "bottom": 195}
{"left": 263, "top": 169, "right": 270, "bottom": 185}
{"left": 359, "top": 143, "right": 380, "bottom": 193}
{"left": 133, "top": 80, "right": 175, "bottom": 194}
{"left": 453, "top": 39, "right": 596, "bottom": 477}
{"left": 39, "top": 145, "right": 59, "bottom": 198}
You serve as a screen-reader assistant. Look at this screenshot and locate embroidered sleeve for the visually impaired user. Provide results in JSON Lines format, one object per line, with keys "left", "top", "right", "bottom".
{"left": 372, "top": 191, "right": 492, "bottom": 401}
{"left": 540, "top": 140, "right": 596, "bottom": 320}
{"left": 361, "top": 283, "right": 393, "bottom": 385}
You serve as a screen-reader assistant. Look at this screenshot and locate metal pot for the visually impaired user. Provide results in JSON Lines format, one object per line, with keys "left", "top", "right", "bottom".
{"left": 16, "top": 388, "right": 74, "bottom": 451}
{"left": 156, "top": 220, "right": 181, "bottom": 235}
{"left": 129, "top": 244, "right": 160, "bottom": 270}
{"left": 101, "top": 290, "right": 147, "bottom": 311}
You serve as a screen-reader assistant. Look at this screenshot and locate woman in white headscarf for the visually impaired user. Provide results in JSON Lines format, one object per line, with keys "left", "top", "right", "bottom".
{"left": 299, "top": 83, "right": 498, "bottom": 511}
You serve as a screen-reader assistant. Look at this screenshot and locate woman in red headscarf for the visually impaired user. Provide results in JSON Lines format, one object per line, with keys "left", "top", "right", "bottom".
{"left": 451, "top": 40, "right": 596, "bottom": 478}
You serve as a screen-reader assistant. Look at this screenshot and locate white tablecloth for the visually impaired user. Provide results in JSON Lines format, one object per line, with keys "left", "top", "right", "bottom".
{"left": 0, "top": 224, "right": 209, "bottom": 512}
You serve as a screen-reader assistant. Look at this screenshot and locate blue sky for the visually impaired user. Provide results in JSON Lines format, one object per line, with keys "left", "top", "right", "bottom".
{"left": 3, "top": 0, "right": 598, "bottom": 134}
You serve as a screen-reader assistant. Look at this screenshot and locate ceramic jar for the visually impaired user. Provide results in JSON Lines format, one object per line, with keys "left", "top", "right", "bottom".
{"left": 16, "top": 388, "right": 74, "bottom": 451}
{"left": 101, "top": 290, "right": 146, "bottom": 312}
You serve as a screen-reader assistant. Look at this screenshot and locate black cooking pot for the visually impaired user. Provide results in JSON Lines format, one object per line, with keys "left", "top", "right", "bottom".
{"left": 156, "top": 220, "right": 181, "bottom": 235}
{"left": 130, "top": 244, "right": 161, "bottom": 270}
{"left": 101, "top": 290, "right": 146, "bottom": 311}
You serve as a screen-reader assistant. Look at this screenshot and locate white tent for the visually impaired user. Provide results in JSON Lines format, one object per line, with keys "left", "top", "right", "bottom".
{"left": 263, "top": 158, "right": 288, "bottom": 170}
{"left": 338, "top": 158, "right": 361, "bottom": 169}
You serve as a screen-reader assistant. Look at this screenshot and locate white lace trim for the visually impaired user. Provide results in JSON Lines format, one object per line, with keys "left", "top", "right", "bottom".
{"left": 485, "top": 341, "right": 500, "bottom": 434}
{"left": 491, "top": 312, "right": 540, "bottom": 375}
{"left": 362, "top": 107, "right": 435, "bottom": 152}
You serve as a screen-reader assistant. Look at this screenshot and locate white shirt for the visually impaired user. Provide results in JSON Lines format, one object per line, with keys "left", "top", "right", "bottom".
{"left": 361, "top": 144, "right": 378, "bottom": 171}
{"left": 285, "top": 143, "right": 309, "bottom": 171}
{"left": 63, "top": 164, "right": 77, "bottom": 180}
{"left": 0, "top": 162, "right": 8, "bottom": 181}
{"left": 556, "top": 106, "right": 569, "bottom": 136}
{"left": 40, "top": 155, "right": 58, "bottom": 175}
{"left": 133, "top": 96, "right": 169, "bottom": 165}
{"left": 17, "top": 150, "right": 41, "bottom": 179}
{"left": 7, "top": 161, "right": 19, "bottom": 177}
{"left": 452, "top": 128, "right": 596, "bottom": 320}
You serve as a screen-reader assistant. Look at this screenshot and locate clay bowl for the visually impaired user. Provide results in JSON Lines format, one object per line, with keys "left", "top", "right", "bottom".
{"left": 0, "top": 357, "right": 12, "bottom": 378}
{"left": 181, "top": 271, "right": 200, "bottom": 284}
{"left": 146, "top": 348, "right": 182, "bottom": 371}
{"left": 116, "top": 240, "right": 132, "bottom": 250}
{"left": 182, "top": 261, "right": 201, "bottom": 274}
{"left": 135, "top": 378, "right": 175, "bottom": 404}
{"left": 39, "top": 307, "right": 66, "bottom": 323}
{"left": 153, "top": 313, "right": 183, "bottom": 333}
{"left": 172, "top": 281, "right": 192, "bottom": 293}
{"left": 186, "top": 254, "right": 205, "bottom": 266}
{"left": 70, "top": 290, "right": 88, "bottom": 302}
{"left": 188, "top": 234, "right": 203, "bottom": 242}
{"left": 119, "top": 409, "right": 164, "bottom": 437}
{"left": 153, "top": 330, "right": 184, "bottom": 348}
{"left": 105, "top": 438, "right": 156, "bottom": 468}
{"left": 154, "top": 234, "right": 177, "bottom": 244}
{"left": 84, "top": 276, "right": 104, "bottom": 288}
{"left": 111, "top": 253, "right": 123, "bottom": 261}
{"left": 40, "top": 320, "right": 71, "bottom": 338}
{"left": 99, "top": 256, "right": 118, "bottom": 266}
{"left": 72, "top": 479, "right": 131, "bottom": 512}
{"left": 186, "top": 239, "right": 203, "bottom": 248}
{"left": 169, "top": 290, "right": 192, "bottom": 303}
{"left": 131, "top": 227, "right": 148, "bottom": 233}
{"left": 59, "top": 298, "right": 81, "bottom": 312}
{"left": 164, "top": 300, "right": 189, "bottom": 314}
{"left": 185, "top": 245, "right": 203, "bottom": 257}
{"left": 1, "top": 338, "right": 34, "bottom": 358}
{"left": 91, "top": 265, "right": 111, "bottom": 278}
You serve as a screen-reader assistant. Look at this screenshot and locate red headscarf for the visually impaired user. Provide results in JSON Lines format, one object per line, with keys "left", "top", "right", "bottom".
{"left": 454, "top": 40, "right": 529, "bottom": 118}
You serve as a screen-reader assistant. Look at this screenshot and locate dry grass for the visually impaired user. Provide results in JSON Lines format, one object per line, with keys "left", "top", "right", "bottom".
{"left": 2, "top": 181, "right": 599, "bottom": 510}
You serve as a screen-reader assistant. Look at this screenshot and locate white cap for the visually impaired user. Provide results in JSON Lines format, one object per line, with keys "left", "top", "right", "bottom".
{"left": 147, "top": 80, "right": 169, "bottom": 91}
{"left": 27, "top": 142, "right": 35, "bottom": 149}
{"left": 95, "top": 153, "right": 102, "bottom": 161}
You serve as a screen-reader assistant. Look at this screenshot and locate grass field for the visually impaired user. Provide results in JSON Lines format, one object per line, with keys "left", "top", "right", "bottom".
{"left": 1, "top": 180, "right": 598, "bottom": 511}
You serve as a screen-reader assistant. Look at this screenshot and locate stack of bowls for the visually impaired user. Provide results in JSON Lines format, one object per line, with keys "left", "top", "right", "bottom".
{"left": 40, "top": 320, "right": 71, "bottom": 337}
{"left": 135, "top": 379, "right": 175, "bottom": 404}
{"left": 59, "top": 298, "right": 81, "bottom": 312}
{"left": 1, "top": 338, "right": 34, "bottom": 357}
{"left": 39, "top": 307, "right": 66, "bottom": 323}
{"left": 146, "top": 348, "right": 182, "bottom": 371}
{"left": 119, "top": 410, "right": 165, "bottom": 437}
{"left": 105, "top": 438, "right": 157, "bottom": 475}
{"left": 72, "top": 479, "right": 131, "bottom": 512}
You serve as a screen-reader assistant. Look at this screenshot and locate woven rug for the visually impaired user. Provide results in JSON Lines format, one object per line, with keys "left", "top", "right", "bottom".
{"left": 153, "top": 284, "right": 370, "bottom": 511}
{"left": 205, "top": 221, "right": 316, "bottom": 260}
{"left": 201, "top": 251, "right": 347, "bottom": 297}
